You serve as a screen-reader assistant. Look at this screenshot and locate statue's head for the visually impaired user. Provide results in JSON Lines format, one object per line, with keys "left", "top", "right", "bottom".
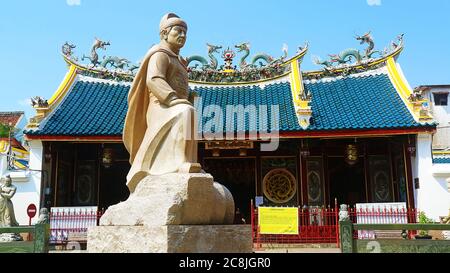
{"left": 4, "top": 175, "right": 11, "bottom": 185}
{"left": 159, "top": 13, "right": 187, "bottom": 51}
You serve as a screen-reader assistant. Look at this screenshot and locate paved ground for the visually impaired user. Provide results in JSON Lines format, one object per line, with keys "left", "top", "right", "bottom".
{"left": 252, "top": 243, "right": 341, "bottom": 253}
{"left": 50, "top": 244, "right": 342, "bottom": 253}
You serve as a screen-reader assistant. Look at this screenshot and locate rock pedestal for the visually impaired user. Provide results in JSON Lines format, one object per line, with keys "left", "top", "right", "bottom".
{"left": 88, "top": 225, "right": 252, "bottom": 253}
{"left": 88, "top": 173, "right": 253, "bottom": 253}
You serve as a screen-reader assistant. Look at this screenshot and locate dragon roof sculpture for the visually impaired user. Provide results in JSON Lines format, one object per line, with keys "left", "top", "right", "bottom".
{"left": 60, "top": 33, "right": 404, "bottom": 84}
{"left": 307, "top": 32, "right": 404, "bottom": 79}
{"left": 186, "top": 42, "right": 308, "bottom": 84}
{"left": 61, "top": 38, "right": 137, "bottom": 82}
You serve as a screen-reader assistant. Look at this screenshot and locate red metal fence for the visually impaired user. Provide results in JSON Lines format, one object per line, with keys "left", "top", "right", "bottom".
{"left": 251, "top": 204, "right": 340, "bottom": 247}
{"left": 48, "top": 205, "right": 420, "bottom": 247}
{"left": 251, "top": 204, "right": 419, "bottom": 247}
{"left": 49, "top": 208, "right": 104, "bottom": 245}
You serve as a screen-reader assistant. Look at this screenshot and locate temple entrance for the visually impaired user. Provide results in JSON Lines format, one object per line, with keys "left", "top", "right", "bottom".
{"left": 43, "top": 142, "right": 131, "bottom": 210}
{"left": 202, "top": 158, "right": 256, "bottom": 224}
{"left": 328, "top": 156, "right": 366, "bottom": 205}
{"left": 98, "top": 161, "right": 130, "bottom": 211}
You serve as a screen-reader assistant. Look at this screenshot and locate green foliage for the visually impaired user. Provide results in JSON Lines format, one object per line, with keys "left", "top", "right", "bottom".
{"left": 418, "top": 211, "right": 434, "bottom": 236}
{"left": 0, "top": 124, "right": 11, "bottom": 138}
{"left": 0, "top": 124, "right": 17, "bottom": 138}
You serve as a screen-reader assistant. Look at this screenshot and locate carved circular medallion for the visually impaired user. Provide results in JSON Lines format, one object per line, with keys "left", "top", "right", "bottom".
{"left": 263, "top": 168, "right": 297, "bottom": 204}
{"left": 77, "top": 174, "right": 93, "bottom": 204}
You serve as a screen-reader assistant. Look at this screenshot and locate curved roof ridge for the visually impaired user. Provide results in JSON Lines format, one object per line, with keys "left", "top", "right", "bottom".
{"left": 304, "top": 66, "right": 388, "bottom": 84}
{"left": 78, "top": 74, "right": 132, "bottom": 86}
{"left": 190, "top": 74, "right": 291, "bottom": 90}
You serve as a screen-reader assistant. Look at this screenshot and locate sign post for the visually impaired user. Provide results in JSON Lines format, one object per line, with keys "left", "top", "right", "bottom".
{"left": 27, "top": 204, "right": 37, "bottom": 226}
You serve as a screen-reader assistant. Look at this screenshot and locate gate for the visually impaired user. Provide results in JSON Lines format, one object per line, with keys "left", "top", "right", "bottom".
{"left": 49, "top": 207, "right": 104, "bottom": 246}
{"left": 252, "top": 202, "right": 419, "bottom": 249}
{"left": 251, "top": 203, "right": 340, "bottom": 247}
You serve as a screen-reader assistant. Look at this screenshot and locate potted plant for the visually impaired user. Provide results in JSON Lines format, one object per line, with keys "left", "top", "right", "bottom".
{"left": 415, "top": 211, "right": 433, "bottom": 239}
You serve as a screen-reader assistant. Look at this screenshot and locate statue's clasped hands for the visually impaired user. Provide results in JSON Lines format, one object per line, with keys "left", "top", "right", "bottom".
{"left": 167, "top": 93, "right": 192, "bottom": 107}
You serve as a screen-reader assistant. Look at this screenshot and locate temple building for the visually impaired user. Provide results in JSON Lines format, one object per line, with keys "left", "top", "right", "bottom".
{"left": 22, "top": 33, "right": 449, "bottom": 225}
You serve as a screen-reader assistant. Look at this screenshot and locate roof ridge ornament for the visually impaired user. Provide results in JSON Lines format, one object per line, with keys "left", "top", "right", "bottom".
{"left": 186, "top": 42, "right": 308, "bottom": 83}
{"left": 82, "top": 38, "right": 110, "bottom": 67}
{"left": 222, "top": 47, "right": 236, "bottom": 71}
{"left": 311, "top": 32, "right": 404, "bottom": 77}
{"left": 62, "top": 42, "right": 77, "bottom": 60}
{"left": 61, "top": 38, "right": 140, "bottom": 82}
{"left": 30, "top": 96, "right": 48, "bottom": 108}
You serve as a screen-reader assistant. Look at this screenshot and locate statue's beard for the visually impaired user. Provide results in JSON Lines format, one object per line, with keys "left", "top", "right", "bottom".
{"left": 177, "top": 38, "right": 185, "bottom": 45}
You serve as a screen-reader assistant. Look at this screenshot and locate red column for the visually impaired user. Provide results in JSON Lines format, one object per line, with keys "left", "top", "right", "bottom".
{"left": 301, "top": 154, "right": 308, "bottom": 206}
{"left": 403, "top": 141, "right": 416, "bottom": 210}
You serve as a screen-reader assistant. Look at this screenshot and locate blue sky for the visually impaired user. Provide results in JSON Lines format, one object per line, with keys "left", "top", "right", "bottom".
{"left": 1, "top": 0, "right": 449, "bottom": 119}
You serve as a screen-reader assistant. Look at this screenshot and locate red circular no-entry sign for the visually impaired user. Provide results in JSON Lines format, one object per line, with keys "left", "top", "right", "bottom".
{"left": 27, "top": 204, "right": 37, "bottom": 218}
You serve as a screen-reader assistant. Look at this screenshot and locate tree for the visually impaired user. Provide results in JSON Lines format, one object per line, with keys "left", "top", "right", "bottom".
{"left": 0, "top": 124, "right": 13, "bottom": 138}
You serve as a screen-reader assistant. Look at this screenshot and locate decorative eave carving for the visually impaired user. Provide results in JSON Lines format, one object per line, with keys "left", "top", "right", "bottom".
{"left": 26, "top": 65, "right": 78, "bottom": 130}
{"left": 205, "top": 140, "right": 254, "bottom": 150}
{"left": 289, "top": 50, "right": 312, "bottom": 130}
{"left": 385, "top": 57, "right": 433, "bottom": 123}
{"left": 27, "top": 97, "right": 50, "bottom": 129}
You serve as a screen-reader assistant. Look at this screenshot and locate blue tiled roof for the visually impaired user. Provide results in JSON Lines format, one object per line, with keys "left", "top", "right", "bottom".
{"left": 26, "top": 73, "right": 433, "bottom": 137}
{"left": 433, "top": 157, "right": 450, "bottom": 164}
{"left": 194, "top": 83, "right": 299, "bottom": 133}
{"left": 305, "top": 74, "right": 425, "bottom": 131}
{"left": 27, "top": 81, "right": 128, "bottom": 136}
{"left": 194, "top": 73, "right": 430, "bottom": 133}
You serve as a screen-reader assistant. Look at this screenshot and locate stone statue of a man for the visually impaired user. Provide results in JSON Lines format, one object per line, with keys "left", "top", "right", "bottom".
{"left": 123, "top": 13, "right": 200, "bottom": 192}
{"left": 0, "top": 175, "right": 19, "bottom": 227}
{"left": 98, "top": 12, "right": 234, "bottom": 232}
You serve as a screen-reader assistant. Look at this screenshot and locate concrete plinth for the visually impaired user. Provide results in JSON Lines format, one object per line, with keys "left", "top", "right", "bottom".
{"left": 87, "top": 225, "right": 252, "bottom": 253}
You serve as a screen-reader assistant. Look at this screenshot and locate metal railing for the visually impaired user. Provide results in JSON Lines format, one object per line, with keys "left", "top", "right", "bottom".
{"left": 348, "top": 207, "right": 418, "bottom": 239}
{"left": 251, "top": 204, "right": 340, "bottom": 247}
{"left": 49, "top": 208, "right": 104, "bottom": 245}
{"left": 0, "top": 224, "right": 49, "bottom": 253}
{"left": 251, "top": 204, "right": 419, "bottom": 247}
{"left": 340, "top": 221, "right": 450, "bottom": 253}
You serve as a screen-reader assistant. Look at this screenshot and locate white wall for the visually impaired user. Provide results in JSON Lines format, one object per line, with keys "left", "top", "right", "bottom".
{"left": 432, "top": 164, "right": 450, "bottom": 193}
{"left": 426, "top": 87, "right": 450, "bottom": 149}
{"left": 14, "top": 113, "right": 27, "bottom": 144}
{"left": 432, "top": 105, "right": 450, "bottom": 149}
{"left": 5, "top": 140, "right": 43, "bottom": 225}
{"left": 414, "top": 133, "right": 450, "bottom": 220}
{"left": 0, "top": 153, "right": 6, "bottom": 176}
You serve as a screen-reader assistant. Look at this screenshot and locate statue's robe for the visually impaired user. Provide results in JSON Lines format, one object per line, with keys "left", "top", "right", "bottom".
{"left": 123, "top": 44, "right": 197, "bottom": 192}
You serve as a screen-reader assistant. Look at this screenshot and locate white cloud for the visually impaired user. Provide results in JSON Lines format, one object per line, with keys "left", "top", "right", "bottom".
{"left": 367, "top": 0, "right": 382, "bottom": 6}
{"left": 18, "top": 98, "right": 31, "bottom": 107}
{"left": 67, "top": 0, "right": 81, "bottom": 6}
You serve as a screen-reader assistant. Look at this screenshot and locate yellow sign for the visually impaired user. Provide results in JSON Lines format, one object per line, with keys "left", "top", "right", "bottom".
{"left": 258, "top": 207, "right": 299, "bottom": 235}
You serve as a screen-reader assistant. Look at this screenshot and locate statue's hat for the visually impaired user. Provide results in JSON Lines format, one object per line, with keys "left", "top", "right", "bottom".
{"left": 159, "top": 13, "right": 187, "bottom": 32}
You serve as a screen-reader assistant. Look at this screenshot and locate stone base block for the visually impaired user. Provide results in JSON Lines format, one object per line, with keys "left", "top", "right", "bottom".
{"left": 88, "top": 225, "right": 252, "bottom": 253}
{"left": 100, "top": 173, "right": 234, "bottom": 226}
